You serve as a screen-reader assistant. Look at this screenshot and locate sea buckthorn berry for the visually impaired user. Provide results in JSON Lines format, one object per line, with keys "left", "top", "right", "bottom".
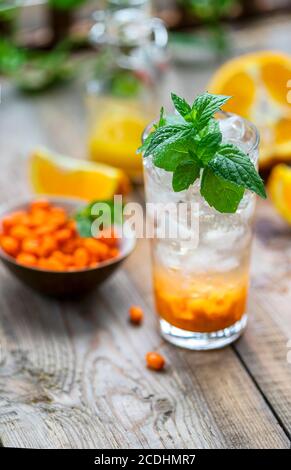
{"left": 2, "top": 216, "right": 14, "bottom": 233}
{"left": 62, "top": 239, "right": 79, "bottom": 254}
{"left": 82, "top": 238, "right": 109, "bottom": 259}
{"left": 37, "top": 258, "right": 50, "bottom": 270}
{"left": 22, "top": 237, "right": 40, "bottom": 255}
{"left": 7, "top": 211, "right": 30, "bottom": 228}
{"left": 129, "top": 305, "right": 144, "bottom": 325}
{"left": 0, "top": 236, "right": 19, "bottom": 256}
{"left": 28, "top": 213, "right": 47, "bottom": 229}
{"left": 74, "top": 247, "right": 89, "bottom": 268}
{"left": 30, "top": 199, "right": 51, "bottom": 211}
{"left": 16, "top": 253, "right": 37, "bottom": 267}
{"left": 34, "top": 224, "right": 56, "bottom": 236}
{"left": 108, "top": 247, "right": 120, "bottom": 259}
{"left": 10, "top": 225, "right": 31, "bottom": 241}
{"left": 38, "top": 236, "right": 57, "bottom": 257}
{"left": 10, "top": 211, "right": 27, "bottom": 223}
{"left": 97, "top": 227, "right": 119, "bottom": 247}
{"left": 51, "top": 250, "right": 72, "bottom": 266}
{"left": 55, "top": 228, "right": 72, "bottom": 243}
{"left": 41, "top": 257, "right": 64, "bottom": 271}
{"left": 49, "top": 207, "right": 67, "bottom": 227}
{"left": 66, "top": 220, "right": 76, "bottom": 232}
{"left": 0, "top": 201, "right": 119, "bottom": 272}
{"left": 89, "top": 260, "right": 99, "bottom": 268}
{"left": 146, "top": 352, "right": 165, "bottom": 371}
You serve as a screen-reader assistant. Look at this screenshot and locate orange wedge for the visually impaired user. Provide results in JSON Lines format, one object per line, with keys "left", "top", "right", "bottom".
{"left": 268, "top": 164, "right": 291, "bottom": 224}
{"left": 30, "top": 148, "right": 130, "bottom": 201}
{"left": 208, "top": 51, "right": 291, "bottom": 169}
{"left": 89, "top": 113, "right": 147, "bottom": 180}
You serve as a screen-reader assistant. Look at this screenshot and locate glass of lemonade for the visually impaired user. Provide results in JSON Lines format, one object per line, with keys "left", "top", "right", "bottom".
{"left": 142, "top": 112, "right": 259, "bottom": 350}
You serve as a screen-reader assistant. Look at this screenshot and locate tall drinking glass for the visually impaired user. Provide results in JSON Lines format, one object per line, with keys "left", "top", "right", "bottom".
{"left": 142, "top": 112, "right": 259, "bottom": 350}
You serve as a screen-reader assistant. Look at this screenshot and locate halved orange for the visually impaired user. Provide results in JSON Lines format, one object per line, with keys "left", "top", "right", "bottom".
{"left": 30, "top": 148, "right": 130, "bottom": 201}
{"left": 208, "top": 51, "right": 291, "bottom": 169}
{"left": 268, "top": 164, "right": 291, "bottom": 224}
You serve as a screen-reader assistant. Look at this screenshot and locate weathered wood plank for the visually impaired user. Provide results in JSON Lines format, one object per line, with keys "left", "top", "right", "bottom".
{"left": 233, "top": 202, "right": 291, "bottom": 439}
{"left": 0, "top": 258, "right": 289, "bottom": 449}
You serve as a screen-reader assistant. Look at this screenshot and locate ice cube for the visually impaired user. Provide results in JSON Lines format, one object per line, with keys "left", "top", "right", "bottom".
{"left": 219, "top": 115, "right": 245, "bottom": 141}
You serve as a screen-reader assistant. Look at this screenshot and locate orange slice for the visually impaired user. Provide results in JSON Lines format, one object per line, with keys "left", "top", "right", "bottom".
{"left": 30, "top": 148, "right": 130, "bottom": 201}
{"left": 87, "top": 95, "right": 151, "bottom": 181}
{"left": 208, "top": 51, "right": 291, "bottom": 169}
{"left": 268, "top": 164, "right": 291, "bottom": 224}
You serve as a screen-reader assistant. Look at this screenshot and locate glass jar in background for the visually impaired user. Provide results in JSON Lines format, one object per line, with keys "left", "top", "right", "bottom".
{"left": 142, "top": 112, "right": 259, "bottom": 350}
{"left": 86, "top": 6, "right": 168, "bottom": 181}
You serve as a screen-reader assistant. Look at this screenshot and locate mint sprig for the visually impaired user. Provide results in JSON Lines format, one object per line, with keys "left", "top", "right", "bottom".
{"left": 138, "top": 92, "right": 266, "bottom": 213}
{"left": 74, "top": 199, "right": 123, "bottom": 237}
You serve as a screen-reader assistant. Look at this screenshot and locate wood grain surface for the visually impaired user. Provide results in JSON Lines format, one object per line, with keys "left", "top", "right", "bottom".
{"left": 0, "top": 18, "right": 291, "bottom": 447}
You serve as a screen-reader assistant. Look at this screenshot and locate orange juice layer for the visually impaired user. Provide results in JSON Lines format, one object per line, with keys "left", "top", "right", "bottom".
{"left": 153, "top": 270, "right": 248, "bottom": 333}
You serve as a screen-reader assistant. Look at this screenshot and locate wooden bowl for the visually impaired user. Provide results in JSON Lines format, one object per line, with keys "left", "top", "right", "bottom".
{"left": 0, "top": 197, "right": 136, "bottom": 297}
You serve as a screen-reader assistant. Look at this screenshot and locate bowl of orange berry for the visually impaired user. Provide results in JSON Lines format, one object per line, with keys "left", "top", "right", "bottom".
{"left": 0, "top": 197, "right": 135, "bottom": 297}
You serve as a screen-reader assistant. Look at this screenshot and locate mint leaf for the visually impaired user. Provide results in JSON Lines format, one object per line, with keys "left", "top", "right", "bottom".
{"left": 144, "top": 124, "right": 190, "bottom": 158}
{"left": 145, "top": 124, "right": 194, "bottom": 171}
{"left": 209, "top": 144, "right": 266, "bottom": 198}
{"left": 171, "top": 93, "right": 191, "bottom": 118}
{"left": 196, "top": 128, "right": 222, "bottom": 164}
{"left": 140, "top": 92, "right": 266, "bottom": 214}
{"left": 75, "top": 215, "right": 92, "bottom": 237}
{"left": 137, "top": 109, "right": 183, "bottom": 155}
{"left": 154, "top": 107, "right": 166, "bottom": 129}
{"left": 154, "top": 149, "right": 188, "bottom": 172}
{"left": 172, "top": 159, "right": 201, "bottom": 192}
{"left": 201, "top": 168, "right": 245, "bottom": 213}
{"left": 191, "top": 93, "right": 230, "bottom": 131}
{"left": 74, "top": 199, "right": 123, "bottom": 237}
{"left": 137, "top": 132, "right": 152, "bottom": 154}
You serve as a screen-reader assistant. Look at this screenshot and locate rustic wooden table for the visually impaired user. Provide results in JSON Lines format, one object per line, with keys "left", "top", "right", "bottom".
{"left": 0, "top": 18, "right": 291, "bottom": 448}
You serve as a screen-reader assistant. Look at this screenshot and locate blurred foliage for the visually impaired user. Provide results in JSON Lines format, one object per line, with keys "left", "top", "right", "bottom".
{"left": 48, "top": 0, "right": 88, "bottom": 10}
{"left": 0, "top": 39, "right": 79, "bottom": 92}
{"left": 0, "top": 0, "right": 90, "bottom": 91}
{"left": 92, "top": 50, "right": 143, "bottom": 98}
{"left": 0, "top": 2, "right": 18, "bottom": 20}
{"left": 75, "top": 199, "right": 123, "bottom": 237}
{"left": 0, "top": 40, "right": 25, "bottom": 74}
{"left": 182, "top": 0, "right": 237, "bottom": 21}
{"left": 179, "top": 0, "right": 238, "bottom": 54}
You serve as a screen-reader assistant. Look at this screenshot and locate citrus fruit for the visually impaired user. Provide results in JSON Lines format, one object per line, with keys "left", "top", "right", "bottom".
{"left": 30, "top": 148, "right": 130, "bottom": 200}
{"left": 208, "top": 51, "right": 291, "bottom": 169}
{"left": 268, "top": 164, "right": 291, "bottom": 224}
{"left": 88, "top": 103, "right": 149, "bottom": 180}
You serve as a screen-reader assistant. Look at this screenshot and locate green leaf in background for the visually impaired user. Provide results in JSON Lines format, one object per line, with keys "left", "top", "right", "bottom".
{"left": 74, "top": 199, "right": 123, "bottom": 238}
{"left": 172, "top": 159, "right": 201, "bottom": 192}
{"left": 48, "top": 0, "right": 86, "bottom": 10}
{"left": 75, "top": 215, "right": 92, "bottom": 238}
{"left": 0, "top": 40, "right": 25, "bottom": 75}
{"left": 110, "top": 71, "right": 141, "bottom": 98}
{"left": 209, "top": 144, "right": 266, "bottom": 198}
{"left": 201, "top": 167, "right": 245, "bottom": 213}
